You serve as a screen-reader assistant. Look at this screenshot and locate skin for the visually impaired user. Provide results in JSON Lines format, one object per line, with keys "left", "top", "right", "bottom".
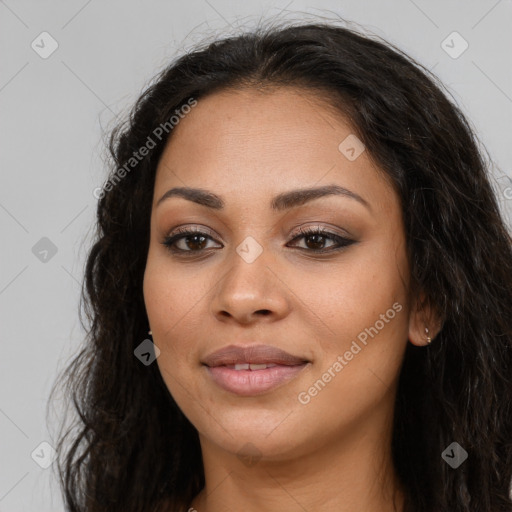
{"left": 143, "top": 87, "right": 438, "bottom": 512}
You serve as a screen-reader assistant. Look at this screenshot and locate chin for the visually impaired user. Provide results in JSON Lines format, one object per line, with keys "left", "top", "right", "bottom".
{"left": 200, "top": 415, "right": 309, "bottom": 461}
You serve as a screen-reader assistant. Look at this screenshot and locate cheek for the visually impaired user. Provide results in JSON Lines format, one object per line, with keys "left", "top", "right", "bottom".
{"left": 144, "top": 246, "right": 207, "bottom": 314}
{"left": 294, "top": 244, "right": 407, "bottom": 336}
{"left": 143, "top": 256, "right": 205, "bottom": 412}
{"left": 143, "top": 253, "right": 204, "bottom": 360}
{"left": 290, "top": 236, "right": 410, "bottom": 393}
{"left": 286, "top": 261, "right": 408, "bottom": 444}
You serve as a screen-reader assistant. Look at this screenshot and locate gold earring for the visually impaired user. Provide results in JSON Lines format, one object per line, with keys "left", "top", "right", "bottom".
{"left": 425, "top": 327, "right": 431, "bottom": 345}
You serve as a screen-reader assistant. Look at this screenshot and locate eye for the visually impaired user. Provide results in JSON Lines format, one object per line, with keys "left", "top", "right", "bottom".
{"left": 287, "top": 226, "right": 355, "bottom": 253}
{"left": 161, "top": 225, "right": 355, "bottom": 255}
{"left": 162, "top": 226, "right": 221, "bottom": 254}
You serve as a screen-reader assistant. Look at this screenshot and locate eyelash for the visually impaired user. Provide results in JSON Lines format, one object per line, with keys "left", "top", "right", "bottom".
{"left": 161, "top": 225, "right": 355, "bottom": 256}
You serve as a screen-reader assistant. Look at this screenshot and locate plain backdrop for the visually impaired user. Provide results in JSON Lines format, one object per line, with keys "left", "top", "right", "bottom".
{"left": 1, "top": 1, "right": 511, "bottom": 510}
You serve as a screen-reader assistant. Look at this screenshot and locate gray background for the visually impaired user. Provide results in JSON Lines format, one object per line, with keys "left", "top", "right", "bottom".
{"left": 1, "top": 0, "right": 511, "bottom": 510}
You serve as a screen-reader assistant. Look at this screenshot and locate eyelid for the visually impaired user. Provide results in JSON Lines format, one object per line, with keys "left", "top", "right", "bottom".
{"left": 165, "top": 223, "right": 348, "bottom": 242}
{"left": 168, "top": 224, "right": 219, "bottom": 239}
{"left": 290, "top": 223, "right": 351, "bottom": 239}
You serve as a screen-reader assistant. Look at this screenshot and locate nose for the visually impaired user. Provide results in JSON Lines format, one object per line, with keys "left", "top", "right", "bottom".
{"left": 210, "top": 247, "right": 291, "bottom": 325}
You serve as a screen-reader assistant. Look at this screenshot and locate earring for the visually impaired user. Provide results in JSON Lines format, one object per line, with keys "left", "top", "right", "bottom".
{"left": 425, "top": 327, "right": 432, "bottom": 345}
{"left": 148, "top": 330, "right": 152, "bottom": 336}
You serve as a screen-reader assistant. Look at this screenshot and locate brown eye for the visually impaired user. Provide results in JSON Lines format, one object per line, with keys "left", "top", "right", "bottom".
{"left": 288, "top": 226, "right": 355, "bottom": 253}
{"left": 162, "top": 227, "right": 222, "bottom": 254}
{"left": 175, "top": 233, "right": 208, "bottom": 251}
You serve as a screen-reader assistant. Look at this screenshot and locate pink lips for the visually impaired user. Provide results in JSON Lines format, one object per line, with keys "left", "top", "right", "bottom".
{"left": 202, "top": 344, "right": 309, "bottom": 396}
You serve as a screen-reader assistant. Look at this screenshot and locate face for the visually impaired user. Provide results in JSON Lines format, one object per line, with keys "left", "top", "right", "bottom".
{"left": 143, "top": 87, "right": 419, "bottom": 462}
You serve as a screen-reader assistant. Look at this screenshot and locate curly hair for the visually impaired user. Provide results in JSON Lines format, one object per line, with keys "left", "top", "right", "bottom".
{"left": 48, "top": 19, "right": 512, "bottom": 512}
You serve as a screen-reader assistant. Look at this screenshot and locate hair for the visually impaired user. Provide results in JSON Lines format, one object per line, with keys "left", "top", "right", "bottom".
{"left": 48, "top": 18, "right": 512, "bottom": 512}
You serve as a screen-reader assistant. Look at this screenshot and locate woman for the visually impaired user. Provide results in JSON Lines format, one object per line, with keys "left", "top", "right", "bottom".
{"left": 50, "top": 20, "right": 512, "bottom": 512}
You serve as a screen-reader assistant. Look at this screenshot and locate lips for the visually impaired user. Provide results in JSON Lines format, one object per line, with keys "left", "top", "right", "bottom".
{"left": 202, "top": 344, "right": 310, "bottom": 396}
{"left": 202, "top": 344, "right": 308, "bottom": 367}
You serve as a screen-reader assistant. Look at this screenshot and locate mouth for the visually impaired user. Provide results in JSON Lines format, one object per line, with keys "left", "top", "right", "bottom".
{"left": 202, "top": 344, "right": 308, "bottom": 367}
{"left": 223, "top": 363, "right": 281, "bottom": 370}
{"left": 202, "top": 344, "right": 310, "bottom": 396}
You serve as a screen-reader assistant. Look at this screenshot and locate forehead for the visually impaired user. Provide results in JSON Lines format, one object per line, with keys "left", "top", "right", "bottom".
{"left": 154, "top": 87, "right": 396, "bottom": 215}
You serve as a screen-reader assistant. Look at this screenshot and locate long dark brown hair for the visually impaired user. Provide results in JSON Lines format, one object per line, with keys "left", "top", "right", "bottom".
{"left": 48, "top": 19, "right": 512, "bottom": 512}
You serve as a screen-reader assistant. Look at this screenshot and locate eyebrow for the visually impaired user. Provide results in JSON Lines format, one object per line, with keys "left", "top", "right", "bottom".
{"left": 156, "top": 184, "right": 371, "bottom": 212}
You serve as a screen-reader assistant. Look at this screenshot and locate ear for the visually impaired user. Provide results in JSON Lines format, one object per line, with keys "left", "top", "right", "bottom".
{"left": 408, "top": 291, "right": 443, "bottom": 346}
